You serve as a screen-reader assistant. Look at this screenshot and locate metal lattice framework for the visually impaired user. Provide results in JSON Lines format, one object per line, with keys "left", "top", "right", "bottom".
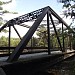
{"left": 0, "top": 7, "right": 45, "bottom": 31}
{"left": 0, "top": 6, "right": 74, "bottom": 62}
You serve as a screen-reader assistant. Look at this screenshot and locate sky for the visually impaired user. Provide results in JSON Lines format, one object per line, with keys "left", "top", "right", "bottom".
{"left": 2, "top": 0, "right": 63, "bottom": 15}
{"left": 1, "top": 0, "right": 71, "bottom": 38}
{"left": 13, "top": 0, "right": 63, "bottom": 14}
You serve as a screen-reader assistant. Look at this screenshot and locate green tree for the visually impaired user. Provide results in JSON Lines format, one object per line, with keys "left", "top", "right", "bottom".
{"left": 57, "top": 0, "right": 75, "bottom": 18}
{"left": 0, "top": 36, "right": 20, "bottom": 47}
{"left": 10, "top": 38, "right": 20, "bottom": 47}
{"left": 58, "top": 0, "right": 75, "bottom": 50}
{"left": 27, "top": 37, "right": 38, "bottom": 47}
{"left": 0, "top": 0, "right": 17, "bottom": 32}
{"left": 0, "top": 36, "right": 8, "bottom": 46}
{"left": 36, "top": 25, "right": 48, "bottom": 47}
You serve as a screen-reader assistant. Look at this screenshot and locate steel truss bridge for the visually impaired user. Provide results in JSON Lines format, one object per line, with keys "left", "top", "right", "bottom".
{"left": 0, "top": 6, "right": 75, "bottom": 75}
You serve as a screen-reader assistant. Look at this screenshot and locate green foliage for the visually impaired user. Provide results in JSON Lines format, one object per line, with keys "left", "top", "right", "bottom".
{"left": 0, "top": 21, "right": 3, "bottom": 26}
{"left": 0, "top": 0, "right": 18, "bottom": 33}
{"left": 2, "top": 10, "right": 10, "bottom": 13}
{"left": 0, "top": 0, "right": 12, "bottom": 5}
{"left": 58, "top": 0, "right": 75, "bottom": 7}
{"left": 72, "top": 38, "right": 75, "bottom": 49}
{"left": 2, "top": 10, "right": 18, "bottom": 14}
{"left": 72, "top": 32, "right": 75, "bottom": 49}
{"left": 1, "top": 29, "right": 8, "bottom": 33}
{"left": 10, "top": 38, "right": 20, "bottom": 46}
{"left": 0, "top": 36, "right": 20, "bottom": 47}
{"left": 0, "top": 7, "right": 3, "bottom": 10}
{"left": 58, "top": 0, "right": 75, "bottom": 18}
{"left": 27, "top": 37, "right": 38, "bottom": 47}
{"left": 36, "top": 25, "right": 48, "bottom": 47}
{"left": 0, "top": 36, "right": 8, "bottom": 46}
{"left": 58, "top": 0, "right": 75, "bottom": 50}
{"left": 12, "top": 12, "right": 18, "bottom": 14}
{"left": 0, "top": 1, "right": 4, "bottom": 5}
{"left": 32, "top": 37, "right": 38, "bottom": 47}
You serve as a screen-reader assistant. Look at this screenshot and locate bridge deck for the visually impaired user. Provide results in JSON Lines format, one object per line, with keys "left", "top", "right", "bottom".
{"left": 0, "top": 51, "right": 62, "bottom": 66}
{"left": 0, "top": 50, "right": 74, "bottom": 66}
{"left": 0, "top": 50, "right": 74, "bottom": 75}
{"left": 0, "top": 51, "right": 62, "bottom": 60}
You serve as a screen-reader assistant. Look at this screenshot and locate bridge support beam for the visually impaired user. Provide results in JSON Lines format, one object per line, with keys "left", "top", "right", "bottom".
{"left": 13, "top": 25, "right": 22, "bottom": 40}
{"left": 62, "top": 23, "right": 65, "bottom": 52}
{"left": 47, "top": 12, "right": 51, "bottom": 54}
{"left": 49, "top": 12, "right": 62, "bottom": 51}
{"left": 8, "top": 26, "right": 11, "bottom": 54}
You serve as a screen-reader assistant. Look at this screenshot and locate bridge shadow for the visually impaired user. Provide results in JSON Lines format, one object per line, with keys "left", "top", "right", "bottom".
{"left": 33, "top": 71, "right": 54, "bottom": 75}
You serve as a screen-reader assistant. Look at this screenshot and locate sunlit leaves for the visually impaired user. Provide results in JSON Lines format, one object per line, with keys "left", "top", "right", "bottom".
{"left": 0, "top": 0, "right": 12, "bottom": 5}
{"left": 0, "top": 1, "right": 3, "bottom": 5}
{"left": 0, "top": 36, "right": 20, "bottom": 47}
{"left": 58, "top": 0, "right": 75, "bottom": 26}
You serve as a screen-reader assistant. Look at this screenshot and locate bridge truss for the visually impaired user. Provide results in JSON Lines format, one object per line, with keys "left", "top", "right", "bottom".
{"left": 0, "top": 6, "right": 74, "bottom": 62}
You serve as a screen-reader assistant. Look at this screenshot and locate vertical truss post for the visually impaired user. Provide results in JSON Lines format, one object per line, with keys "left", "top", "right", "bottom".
{"left": 8, "top": 26, "right": 11, "bottom": 54}
{"left": 62, "top": 23, "right": 65, "bottom": 52}
{"left": 13, "top": 25, "right": 22, "bottom": 40}
{"left": 47, "top": 12, "right": 50, "bottom": 54}
{"left": 69, "top": 34, "right": 71, "bottom": 50}
{"left": 31, "top": 37, "right": 33, "bottom": 47}
{"left": 31, "top": 37, "right": 33, "bottom": 51}
{"left": 51, "top": 34, "right": 53, "bottom": 48}
{"left": 49, "top": 12, "right": 62, "bottom": 51}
